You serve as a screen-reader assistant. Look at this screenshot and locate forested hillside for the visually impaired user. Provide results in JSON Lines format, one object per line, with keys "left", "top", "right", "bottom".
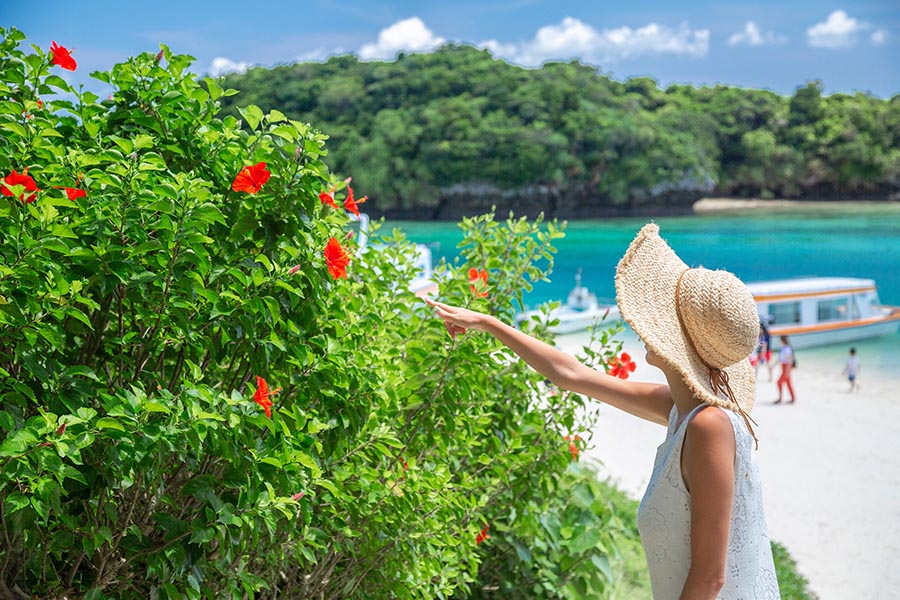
{"left": 220, "top": 45, "right": 900, "bottom": 218}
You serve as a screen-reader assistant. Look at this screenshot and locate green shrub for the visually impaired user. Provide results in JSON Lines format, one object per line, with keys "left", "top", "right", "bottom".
{"left": 771, "top": 541, "right": 819, "bottom": 600}
{"left": 460, "top": 462, "right": 647, "bottom": 600}
{"left": 0, "top": 28, "right": 629, "bottom": 599}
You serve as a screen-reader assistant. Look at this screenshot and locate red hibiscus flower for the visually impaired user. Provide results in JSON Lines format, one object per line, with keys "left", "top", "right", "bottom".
{"left": 608, "top": 352, "right": 637, "bottom": 379}
{"left": 54, "top": 186, "right": 86, "bottom": 201}
{"left": 252, "top": 375, "right": 280, "bottom": 419}
{"left": 475, "top": 525, "right": 490, "bottom": 545}
{"left": 564, "top": 434, "right": 583, "bottom": 461}
{"left": 50, "top": 41, "right": 77, "bottom": 71}
{"left": 231, "top": 162, "right": 271, "bottom": 194}
{"left": 324, "top": 237, "right": 350, "bottom": 280}
{"left": 2, "top": 169, "right": 39, "bottom": 204}
{"left": 319, "top": 188, "right": 338, "bottom": 209}
{"left": 343, "top": 185, "right": 367, "bottom": 217}
{"left": 468, "top": 268, "right": 489, "bottom": 298}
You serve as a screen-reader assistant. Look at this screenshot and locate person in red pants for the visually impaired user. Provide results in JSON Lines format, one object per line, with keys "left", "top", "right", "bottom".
{"left": 774, "top": 335, "right": 796, "bottom": 404}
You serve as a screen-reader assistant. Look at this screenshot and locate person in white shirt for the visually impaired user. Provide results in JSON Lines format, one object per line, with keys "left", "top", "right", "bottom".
{"left": 843, "top": 347, "right": 861, "bottom": 391}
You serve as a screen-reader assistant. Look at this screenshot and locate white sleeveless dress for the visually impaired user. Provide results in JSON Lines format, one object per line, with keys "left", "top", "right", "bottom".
{"left": 636, "top": 404, "right": 781, "bottom": 599}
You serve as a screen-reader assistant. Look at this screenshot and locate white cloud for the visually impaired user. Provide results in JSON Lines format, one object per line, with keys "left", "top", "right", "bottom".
{"left": 871, "top": 29, "right": 888, "bottom": 45}
{"left": 358, "top": 17, "right": 445, "bottom": 60}
{"left": 807, "top": 10, "right": 865, "bottom": 48}
{"left": 480, "top": 17, "right": 709, "bottom": 65}
{"left": 209, "top": 57, "right": 251, "bottom": 76}
{"left": 728, "top": 21, "right": 785, "bottom": 46}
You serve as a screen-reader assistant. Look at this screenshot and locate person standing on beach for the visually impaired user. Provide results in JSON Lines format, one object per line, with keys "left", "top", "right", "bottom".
{"left": 775, "top": 336, "right": 796, "bottom": 404}
{"left": 426, "top": 224, "right": 780, "bottom": 600}
{"left": 843, "top": 348, "right": 861, "bottom": 391}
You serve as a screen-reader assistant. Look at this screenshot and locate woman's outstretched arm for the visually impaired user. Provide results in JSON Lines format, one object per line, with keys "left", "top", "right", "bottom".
{"left": 425, "top": 299, "right": 673, "bottom": 426}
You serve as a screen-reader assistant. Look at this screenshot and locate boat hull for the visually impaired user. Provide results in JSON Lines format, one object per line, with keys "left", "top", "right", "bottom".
{"left": 517, "top": 307, "right": 621, "bottom": 334}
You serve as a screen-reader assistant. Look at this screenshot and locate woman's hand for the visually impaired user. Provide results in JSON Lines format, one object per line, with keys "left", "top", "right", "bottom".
{"left": 424, "top": 298, "right": 491, "bottom": 339}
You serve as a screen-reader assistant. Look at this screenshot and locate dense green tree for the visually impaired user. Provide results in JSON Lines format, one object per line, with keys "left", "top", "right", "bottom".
{"left": 217, "top": 45, "right": 899, "bottom": 213}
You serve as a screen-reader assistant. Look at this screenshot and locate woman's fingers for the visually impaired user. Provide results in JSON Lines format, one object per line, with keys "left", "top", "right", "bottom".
{"left": 443, "top": 321, "right": 467, "bottom": 339}
{"left": 424, "top": 297, "right": 468, "bottom": 337}
{"left": 424, "top": 297, "right": 447, "bottom": 310}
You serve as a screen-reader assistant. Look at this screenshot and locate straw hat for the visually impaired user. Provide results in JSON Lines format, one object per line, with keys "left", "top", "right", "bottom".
{"left": 615, "top": 223, "right": 760, "bottom": 421}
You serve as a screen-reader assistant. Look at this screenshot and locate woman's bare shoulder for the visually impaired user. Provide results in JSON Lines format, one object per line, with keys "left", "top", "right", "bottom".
{"left": 686, "top": 406, "right": 734, "bottom": 444}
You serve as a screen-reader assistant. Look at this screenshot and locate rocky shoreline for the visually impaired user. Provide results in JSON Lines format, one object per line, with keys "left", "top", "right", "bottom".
{"left": 368, "top": 183, "right": 703, "bottom": 221}
{"left": 366, "top": 189, "right": 900, "bottom": 221}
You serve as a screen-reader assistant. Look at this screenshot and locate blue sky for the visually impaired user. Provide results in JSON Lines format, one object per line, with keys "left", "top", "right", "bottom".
{"left": 5, "top": 0, "right": 899, "bottom": 96}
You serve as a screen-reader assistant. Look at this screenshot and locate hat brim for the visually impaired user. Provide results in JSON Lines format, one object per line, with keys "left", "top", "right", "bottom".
{"left": 614, "top": 224, "right": 755, "bottom": 413}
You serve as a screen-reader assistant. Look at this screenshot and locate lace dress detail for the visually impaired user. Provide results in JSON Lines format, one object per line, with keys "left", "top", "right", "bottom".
{"left": 636, "top": 404, "right": 781, "bottom": 599}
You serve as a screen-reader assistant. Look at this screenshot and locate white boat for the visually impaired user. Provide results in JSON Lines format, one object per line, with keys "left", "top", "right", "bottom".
{"left": 408, "top": 244, "right": 439, "bottom": 298}
{"left": 516, "top": 270, "right": 620, "bottom": 334}
{"left": 350, "top": 213, "right": 439, "bottom": 298}
{"left": 749, "top": 277, "right": 900, "bottom": 349}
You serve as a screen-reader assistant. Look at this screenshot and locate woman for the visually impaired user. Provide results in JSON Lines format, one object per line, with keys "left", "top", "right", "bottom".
{"left": 426, "top": 224, "right": 780, "bottom": 600}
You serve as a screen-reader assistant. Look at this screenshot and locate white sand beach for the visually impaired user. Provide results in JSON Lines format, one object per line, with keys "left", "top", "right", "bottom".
{"left": 559, "top": 333, "right": 900, "bottom": 600}
{"left": 693, "top": 197, "right": 900, "bottom": 214}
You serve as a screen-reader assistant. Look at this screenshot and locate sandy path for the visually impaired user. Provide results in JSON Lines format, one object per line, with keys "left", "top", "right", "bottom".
{"left": 559, "top": 334, "right": 900, "bottom": 600}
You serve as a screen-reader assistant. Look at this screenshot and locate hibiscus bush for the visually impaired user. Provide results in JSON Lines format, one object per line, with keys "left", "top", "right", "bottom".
{"left": 0, "top": 27, "right": 631, "bottom": 599}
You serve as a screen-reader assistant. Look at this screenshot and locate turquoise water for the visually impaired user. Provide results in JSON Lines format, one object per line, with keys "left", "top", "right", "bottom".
{"left": 387, "top": 204, "right": 900, "bottom": 377}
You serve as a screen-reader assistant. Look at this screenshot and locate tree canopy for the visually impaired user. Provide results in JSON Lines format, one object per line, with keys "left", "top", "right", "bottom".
{"left": 218, "top": 45, "right": 900, "bottom": 215}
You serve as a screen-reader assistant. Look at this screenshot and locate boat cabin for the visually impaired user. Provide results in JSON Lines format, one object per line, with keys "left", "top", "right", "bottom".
{"left": 747, "top": 277, "right": 900, "bottom": 349}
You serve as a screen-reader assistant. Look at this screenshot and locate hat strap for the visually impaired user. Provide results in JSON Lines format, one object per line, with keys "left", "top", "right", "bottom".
{"left": 675, "top": 269, "right": 760, "bottom": 449}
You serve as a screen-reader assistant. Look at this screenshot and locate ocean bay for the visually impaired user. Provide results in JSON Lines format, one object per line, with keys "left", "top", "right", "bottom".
{"left": 388, "top": 203, "right": 900, "bottom": 378}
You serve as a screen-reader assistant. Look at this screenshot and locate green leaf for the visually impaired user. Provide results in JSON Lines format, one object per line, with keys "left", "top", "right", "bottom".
{"left": 42, "top": 75, "right": 71, "bottom": 92}
{"left": 196, "top": 411, "right": 225, "bottom": 422}
{"left": 295, "top": 452, "right": 321, "bottom": 477}
{"left": 271, "top": 124, "right": 298, "bottom": 142}
{"left": 95, "top": 417, "right": 125, "bottom": 432}
{"left": 569, "top": 526, "right": 603, "bottom": 554}
{"left": 62, "top": 466, "right": 88, "bottom": 485}
{"left": 83, "top": 120, "right": 100, "bottom": 137}
{"left": 238, "top": 105, "right": 264, "bottom": 131}
{"left": 0, "top": 121, "right": 27, "bottom": 138}
{"left": 111, "top": 136, "right": 134, "bottom": 153}
{"left": 204, "top": 77, "right": 223, "bottom": 100}
{"left": 133, "top": 133, "right": 154, "bottom": 150}
{"left": 314, "top": 479, "right": 339, "bottom": 496}
{"left": 591, "top": 553, "right": 614, "bottom": 582}
{"left": 5, "top": 492, "right": 30, "bottom": 514}
{"left": 267, "top": 109, "right": 287, "bottom": 123}
{"left": 190, "top": 527, "right": 215, "bottom": 544}
{"left": 143, "top": 402, "right": 170, "bottom": 414}
{"left": 65, "top": 307, "right": 94, "bottom": 330}
{"left": 306, "top": 418, "right": 330, "bottom": 435}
